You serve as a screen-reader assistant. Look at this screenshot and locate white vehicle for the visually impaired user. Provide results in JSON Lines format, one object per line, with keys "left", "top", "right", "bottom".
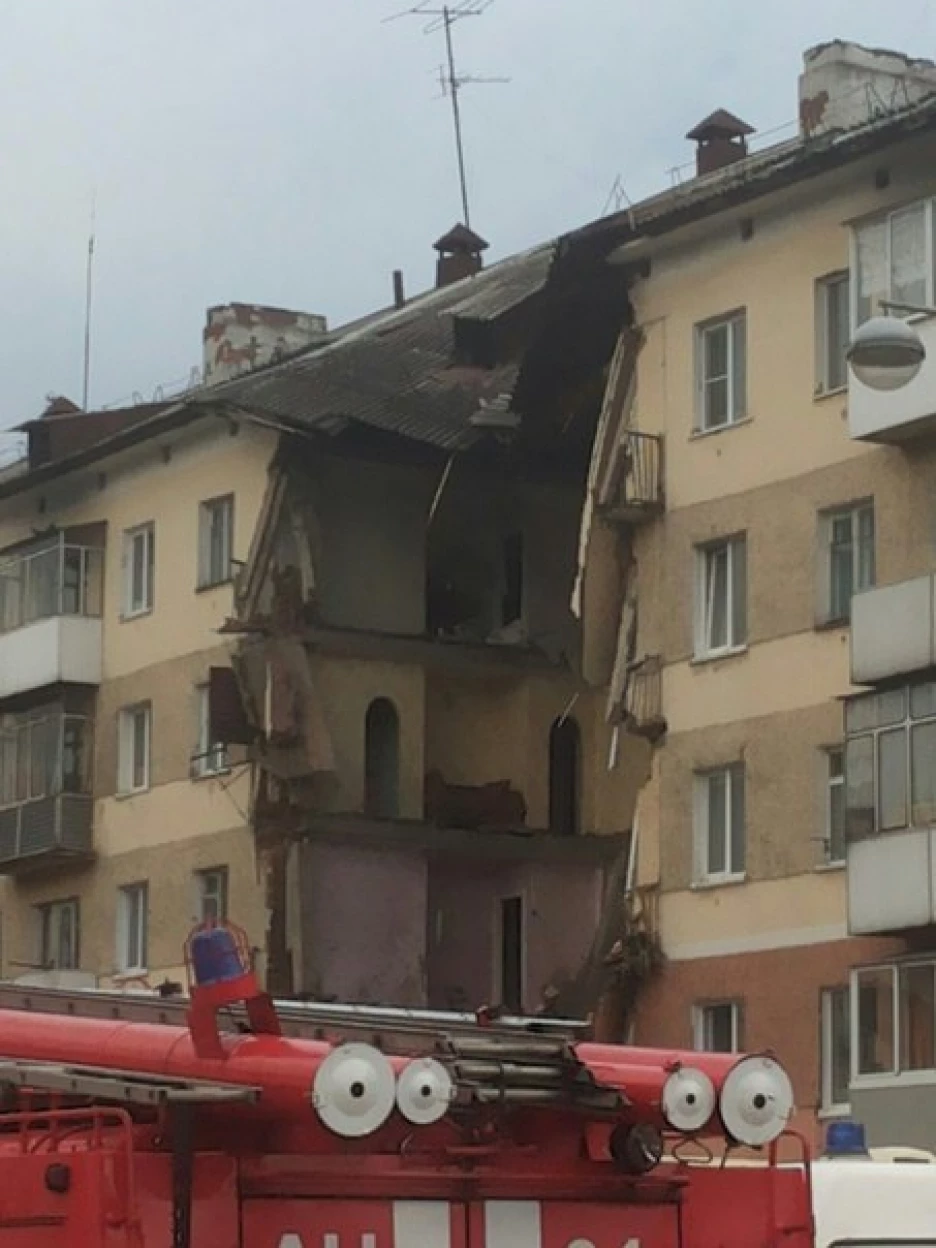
{"left": 812, "top": 1121, "right": 936, "bottom": 1248}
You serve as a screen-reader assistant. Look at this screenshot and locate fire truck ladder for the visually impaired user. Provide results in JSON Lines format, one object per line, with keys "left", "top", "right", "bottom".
{"left": 0, "top": 983, "right": 617, "bottom": 1115}
{"left": 0, "top": 1058, "right": 260, "bottom": 1108}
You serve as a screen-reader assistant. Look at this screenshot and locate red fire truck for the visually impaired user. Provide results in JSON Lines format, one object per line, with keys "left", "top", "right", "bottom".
{"left": 0, "top": 923, "right": 813, "bottom": 1247}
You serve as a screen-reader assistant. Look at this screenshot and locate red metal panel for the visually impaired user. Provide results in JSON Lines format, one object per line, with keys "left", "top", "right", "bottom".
{"left": 241, "top": 1199, "right": 462, "bottom": 1248}
{"left": 472, "top": 1200, "right": 680, "bottom": 1248}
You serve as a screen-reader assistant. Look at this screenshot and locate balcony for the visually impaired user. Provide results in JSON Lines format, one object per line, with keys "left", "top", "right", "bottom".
{"left": 0, "top": 794, "right": 94, "bottom": 875}
{"left": 848, "top": 316, "right": 936, "bottom": 444}
{"left": 623, "top": 654, "right": 667, "bottom": 742}
{"left": 0, "top": 542, "right": 103, "bottom": 700}
{"left": 845, "top": 681, "right": 936, "bottom": 933}
{"left": 600, "top": 431, "right": 665, "bottom": 525}
{"left": 851, "top": 577, "right": 936, "bottom": 685}
{"left": 0, "top": 713, "right": 94, "bottom": 875}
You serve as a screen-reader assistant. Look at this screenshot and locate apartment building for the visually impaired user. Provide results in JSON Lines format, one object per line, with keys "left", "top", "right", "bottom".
{"left": 0, "top": 302, "right": 329, "bottom": 990}
{"left": 571, "top": 40, "right": 936, "bottom": 1147}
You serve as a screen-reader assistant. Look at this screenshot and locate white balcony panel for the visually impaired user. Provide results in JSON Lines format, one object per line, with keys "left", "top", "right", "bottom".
{"left": 849, "top": 317, "right": 936, "bottom": 443}
{"left": 0, "top": 616, "right": 102, "bottom": 700}
{"left": 848, "top": 827, "right": 936, "bottom": 934}
{"left": 851, "top": 576, "right": 936, "bottom": 685}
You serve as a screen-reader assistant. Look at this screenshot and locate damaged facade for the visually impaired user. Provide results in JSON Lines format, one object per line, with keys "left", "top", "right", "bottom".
{"left": 202, "top": 235, "right": 654, "bottom": 1012}
{"left": 572, "top": 40, "right": 936, "bottom": 1147}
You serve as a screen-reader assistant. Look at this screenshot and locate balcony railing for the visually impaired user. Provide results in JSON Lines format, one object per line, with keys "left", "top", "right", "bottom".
{"left": 0, "top": 794, "right": 94, "bottom": 873}
{"left": 624, "top": 654, "right": 667, "bottom": 741}
{"left": 0, "top": 542, "right": 103, "bottom": 636}
{"left": 601, "top": 431, "right": 664, "bottom": 525}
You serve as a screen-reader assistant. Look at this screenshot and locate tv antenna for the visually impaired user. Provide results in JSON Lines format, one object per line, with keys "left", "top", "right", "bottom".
{"left": 82, "top": 192, "right": 96, "bottom": 410}
{"left": 384, "top": 2, "right": 508, "bottom": 229}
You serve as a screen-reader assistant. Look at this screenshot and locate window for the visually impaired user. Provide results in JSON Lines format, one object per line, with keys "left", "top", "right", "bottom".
{"left": 363, "top": 698, "right": 400, "bottom": 819}
{"left": 548, "top": 716, "right": 581, "bottom": 836}
{"left": 198, "top": 495, "right": 234, "bottom": 589}
{"left": 853, "top": 199, "right": 932, "bottom": 326}
{"left": 37, "top": 899, "right": 79, "bottom": 971}
{"left": 824, "top": 748, "right": 846, "bottom": 865}
{"left": 117, "top": 703, "right": 151, "bottom": 795}
{"left": 694, "top": 764, "right": 746, "bottom": 882}
{"left": 820, "top": 502, "right": 875, "bottom": 624}
{"left": 123, "top": 523, "right": 155, "bottom": 617}
{"left": 116, "top": 883, "right": 148, "bottom": 974}
{"left": 853, "top": 960, "right": 936, "bottom": 1078}
{"left": 192, "top": 684, "right": 228, "bottom": 778}
{"left": 844, "top": 683, "right": 936, "bottom": 839}
{"left": 0, "top": 713, "right": 92, "bottom": 806}
{"left": 820, "top": 985, "right": 851, "bottom": 1112}
{"left": 499, "top": 895, "right": 524, "bottom": 1013}
{"left": 695, "top": 312, "right": 746, "bottom": 431}
{"left": 195, "top": 867, "right": 228, "bottom": 923}
{"left": 693, "top": 1001, "right": 741, "bottom": 1053}
{"left": 816, "top": 272, "right": 850, "bottom": 393}
{"left": 695, "top": 535, "right": 747, "bottom": 657}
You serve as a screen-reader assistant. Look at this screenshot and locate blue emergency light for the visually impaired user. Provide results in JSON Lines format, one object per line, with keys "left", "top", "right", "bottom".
{"left": 825, "top": 1119, "right": 869, "bottom": 1157}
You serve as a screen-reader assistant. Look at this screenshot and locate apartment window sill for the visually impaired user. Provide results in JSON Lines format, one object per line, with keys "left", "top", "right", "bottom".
{"left": 690, "top": 645, "right": 749, "bottom": 668}
{"left": 691, "top": 873, "right": 747, "bottom": 892}
{"left": 112, "top": 969, "right": 148, "bottom": 983}
{"left": 814, "top": 860, "right": 846, "bottom": 873}
{"left": 120, "top": 607, "right": 153, "bottom": 623}
{"left": 195, "top": 577, "right": 234, "bottom": 595}
{"left": 115, "top": 786, "right": 150, "bottom": 801}
{"left": 191, "top": 766, "right": 232, "bottom": 783}
{"left": 814, "top": 615, "right": 850, "bottom": 633}
{"left": 817, "top": 1103, "right": 851, "bottom": 1121}
{"left": 814, "top": 385, "right": 847, "bottom": 403}
{"left": 689, "top": 416, "right": 752, "bottom": 442}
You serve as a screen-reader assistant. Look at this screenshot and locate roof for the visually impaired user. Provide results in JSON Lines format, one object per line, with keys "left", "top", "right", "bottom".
{"left": 561, "top": 89, "right": 936, "bottom": 261}
{"left": 197, "top": 243, "right": 556, "bottom": 453}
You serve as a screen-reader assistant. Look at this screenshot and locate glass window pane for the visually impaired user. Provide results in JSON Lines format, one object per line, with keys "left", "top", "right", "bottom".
{"left": 828, "top": 750, "right": 846, "bottom": 862}
{"left": 911, "top": 682, "right": 936, "bottom": 720}
{"left": 855, "top": 219, "right": 888, "bottom": 324}
{"left": 877, "top": 688, "right": 907, "bottom": 726}
{"left": 857, "top": 967, "right": 896, "bottom": 1075}
{"left": 827, "top": 277, "right": 850, "bottom": 391}
{"left": 730, "top": 765, "right": 746, "bottom": 873}
{"left": 900, "top": 964, "right": 936, "bottom": 1071}
{"left": 857, "top": 506, "right": 875, "bottom": 591}
{"left": 707, "top": 771, "right": 727, "bottom": 875}
{"left": 846, "top": 694, "right": 877, "bottom": 735}
{"left": 878, "top": 728, "right": 908, "bottom": 830}
{"left": 730, "top": 537, "right": 747, "bottom": 645}
{"left": 731, "top": 316, "right": 746, "bottom": 419}
{"left": 890, "top": 203, "right": 928, "bottom": 306}
{"left": 911, "top": 721, "right": 936, "bottom": 826}
{"left": 704, "top": 378, "right": 729, "bottom": 428}
{"left": 845, "top": 735, "right": 875, "bottom": 839}
{"left": 704, "top": 324, "right": 728, "bottom": 380}
{"left": 827, "top": 986, "right": 851, "bottom": 1106}
{"left": 706, "top": 546, "right": 729, "bottom": 649}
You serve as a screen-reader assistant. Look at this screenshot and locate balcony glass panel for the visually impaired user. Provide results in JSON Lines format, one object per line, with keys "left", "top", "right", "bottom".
{"left": 0, "top": 542, "right": 103, "bottom": 636}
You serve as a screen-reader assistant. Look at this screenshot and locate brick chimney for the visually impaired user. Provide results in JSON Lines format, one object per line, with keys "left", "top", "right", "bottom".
{"left": 434, "top": 224, "right": 489, "bottom": 288}
{"left": 687, "top": 110, "right": 755, "bottom": 176}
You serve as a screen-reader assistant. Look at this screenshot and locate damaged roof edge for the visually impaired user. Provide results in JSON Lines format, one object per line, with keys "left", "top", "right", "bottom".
{"left": 557, "top": 92, "right": 936, "bottom": 263}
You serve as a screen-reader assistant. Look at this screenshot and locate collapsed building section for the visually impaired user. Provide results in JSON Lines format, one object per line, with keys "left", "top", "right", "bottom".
{"left": 192, "top": 238, "right": 659, "bottom": 1023}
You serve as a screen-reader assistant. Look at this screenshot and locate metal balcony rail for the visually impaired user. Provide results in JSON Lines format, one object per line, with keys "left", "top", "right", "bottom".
{"left": 0, "top": 543, "right": 103, "bottom": 636}
{"left": 0, "top": 794, "right": 94, "bottom": 868}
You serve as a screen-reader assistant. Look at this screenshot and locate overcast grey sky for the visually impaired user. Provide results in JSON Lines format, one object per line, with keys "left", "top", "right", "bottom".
{"left": 2, "top": 1, "right": 934, "bottom": 428}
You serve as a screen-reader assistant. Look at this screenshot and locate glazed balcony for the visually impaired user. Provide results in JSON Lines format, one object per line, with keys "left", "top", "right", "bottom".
{"left": 0, "top": 713, "right": 95, "bottom": 875}
{"left": 0, "top": 541, "right": 103, "bottom": 700}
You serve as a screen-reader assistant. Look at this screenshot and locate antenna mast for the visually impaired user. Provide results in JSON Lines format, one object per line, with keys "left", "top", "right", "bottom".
{"left": 82, "top": 196, "right": 96, "bottom": 411}
{"left": 385, "top": 1, "right": 508, "bottom": 228}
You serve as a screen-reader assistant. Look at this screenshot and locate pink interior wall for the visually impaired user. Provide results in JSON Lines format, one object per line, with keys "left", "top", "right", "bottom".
{"left": 300, "top": 841, "right": 428, "bottom": 1006}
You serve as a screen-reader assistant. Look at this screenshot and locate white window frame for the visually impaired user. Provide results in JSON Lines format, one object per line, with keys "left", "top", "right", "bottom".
{"left": 820, "top": 984, "right": 852, "bottom": 1115}
{"left": 851, "top": 959, "right": 936, "bottom": 1085}
{"left": 815, "top": 271, "right": 850, "bottom": 395}
{"left": 694, "top": 534, "right": 747, "bottom": 659}
{"left": 37, "top": 898, "right": 80, "bottom": 971}
{"left": 694, "top": 311, "right": 747, "bottom": 432}
{"left": 692, "top": 1001, "right": 741, "bottom": 1053}
{"left": 195, "top": 866, "right": 229, "bottom": 924}
{"left": 197, "top": 495, "right": 235, "bottom": 590}
{"left": 116, "top": 882, "right": 148, "bottom": 975}
{"left": 122, "top": 523, "right": 155, "bottom": 618}
{"left": 844, "top": 682, "right": 936, "bottom": 838}
{"left": 693, "top": 763, "right": 746, "bottom": 884}
{"left": 117, "top": 702, "right": 151, "bottom": 795}
{"left": 823, "top": 747, "right": 846, "bottom": 866}
{"left": 192, "top": 684, "right": 229, "bottom": 779}
{"left": 819, "top": 501, "right": 875, "bottom": 625}
{"left": 851, "top": 197, "right": 935, "bottom": 327}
